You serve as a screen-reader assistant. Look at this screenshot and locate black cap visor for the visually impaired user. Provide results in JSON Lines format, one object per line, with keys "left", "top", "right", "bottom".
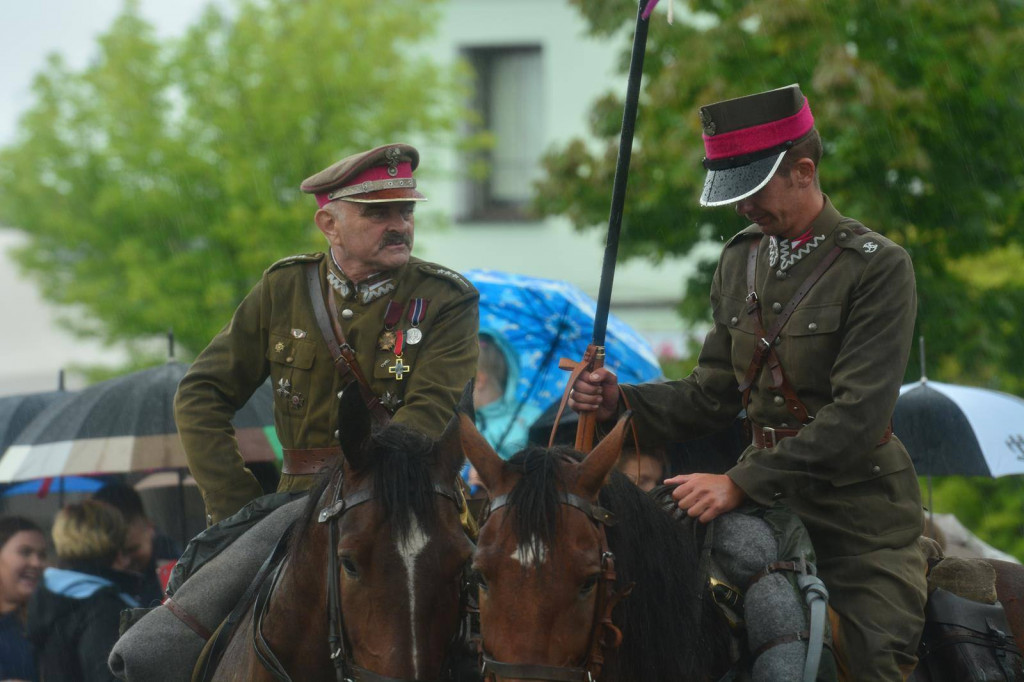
{"left": 699, "top": 151, "right": 786, "bottom": 207}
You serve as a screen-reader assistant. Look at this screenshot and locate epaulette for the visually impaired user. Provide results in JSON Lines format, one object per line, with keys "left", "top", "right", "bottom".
{"left": 267, "top": 252, "right": 324, "bottom": 273}
{"left": 724, "top": 224, "right": 763, "bottom": 249}
{"left": 417, "top": 262, "right": 474, "bottom": 292}
{"left": 834, "top": 220, "right": 887, "bottom": 259}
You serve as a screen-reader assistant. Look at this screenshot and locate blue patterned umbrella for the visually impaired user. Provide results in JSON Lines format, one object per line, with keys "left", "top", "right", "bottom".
{"left": 464, "top": 269, "right": 664, "bottom": 415}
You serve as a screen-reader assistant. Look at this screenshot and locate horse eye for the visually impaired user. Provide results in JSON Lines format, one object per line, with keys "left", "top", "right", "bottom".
{"left": 580, "top": 574, "right": 599, "bottom": 595}
{"left": 340, "top": 556, "right": 359, "bottom": 578}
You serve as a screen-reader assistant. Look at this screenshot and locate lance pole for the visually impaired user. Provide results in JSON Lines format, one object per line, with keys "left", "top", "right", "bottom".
{"left": 573, "top": 0, "right": 657, "bottom": 451}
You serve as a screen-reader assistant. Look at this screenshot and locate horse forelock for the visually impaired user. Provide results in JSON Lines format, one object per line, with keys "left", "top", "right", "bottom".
{"left": 292, "top": 423, "right": 442, "bottom": 556}
{"left": 503, "top": 446, "right": 579, "bottom": 566}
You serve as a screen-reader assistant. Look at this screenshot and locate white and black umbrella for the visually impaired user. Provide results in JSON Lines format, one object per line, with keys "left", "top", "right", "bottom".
{"left": 0, "top": 361, "right": 277, "bottom": 482}
{"left": 893, "top": 380, "right": 1024, "bottom": 477}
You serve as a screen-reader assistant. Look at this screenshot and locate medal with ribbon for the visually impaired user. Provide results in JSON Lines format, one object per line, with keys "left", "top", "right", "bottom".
{"left": 377, "top": 300, "right": 404, "bottom": 351}
{"left": 388, "top": 329, "right": 411, "bottom": 380}
{"left": 405, "top": 298, "right": 429, "bottom": 345}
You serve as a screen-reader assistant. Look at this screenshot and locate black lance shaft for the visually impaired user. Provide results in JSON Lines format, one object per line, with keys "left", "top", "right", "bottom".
{"left": 574, "top": 0, "right": 655, "bottom": 451}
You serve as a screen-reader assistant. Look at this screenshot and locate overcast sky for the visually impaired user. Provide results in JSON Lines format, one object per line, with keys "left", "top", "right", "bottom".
{"left": 0, "top": 0, "right": 213, "bottom": 145}
{"left": 0, "top": 0, "right": 213, "bottom": 395}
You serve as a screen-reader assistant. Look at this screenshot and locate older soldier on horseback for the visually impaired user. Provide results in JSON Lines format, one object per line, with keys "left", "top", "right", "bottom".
{"left": 570, "top": 84, "right": 928, "bottom": 680}
{"left": 175, "top": 143, "right": 479, "bottom": 525}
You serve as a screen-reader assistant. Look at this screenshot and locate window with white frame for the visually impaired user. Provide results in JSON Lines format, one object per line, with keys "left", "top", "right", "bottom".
{"left": 461, "top": 45, "right": 543, "bottom": 222}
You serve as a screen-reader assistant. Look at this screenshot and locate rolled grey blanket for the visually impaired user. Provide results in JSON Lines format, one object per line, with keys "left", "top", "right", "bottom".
{"left": 713, "top": 511, "right": 823, "bottom": 682}
{"left": 108, "top": 497, "right": 305, "bottom": 681}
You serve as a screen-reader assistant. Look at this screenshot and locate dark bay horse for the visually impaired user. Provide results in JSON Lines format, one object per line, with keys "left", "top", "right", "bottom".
{"left": 207, "top": 388, "right": 476, "bottom": 681}
{"left": 454, "top": 410, "right": 732, "bottom": 681}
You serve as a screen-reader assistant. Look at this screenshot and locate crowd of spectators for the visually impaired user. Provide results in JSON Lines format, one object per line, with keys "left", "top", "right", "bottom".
{"left": 0, "top": 482, "right": 179, "bottom": 682}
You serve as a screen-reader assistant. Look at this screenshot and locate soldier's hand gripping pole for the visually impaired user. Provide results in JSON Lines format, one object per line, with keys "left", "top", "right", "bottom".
{"left": 565, "top": 0, "right": 657, "bottom": 451}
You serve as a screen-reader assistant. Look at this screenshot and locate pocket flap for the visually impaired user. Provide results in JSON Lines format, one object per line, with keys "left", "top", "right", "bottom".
{"left": 785, "top": 304, "right": 842, "bottom": 337}
{"left": 266, "top": 333, "right": 316, "bottom": 370}
{"left": 713, "top": 295, "right": 759, "bottom": 335}
{"left": 831, "top": 444, "right": 910, "bottom": 487}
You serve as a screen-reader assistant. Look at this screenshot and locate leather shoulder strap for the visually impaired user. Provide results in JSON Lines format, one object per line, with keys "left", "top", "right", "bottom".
{"left": 304, "top": 262, "right": 392, "bottom": 425}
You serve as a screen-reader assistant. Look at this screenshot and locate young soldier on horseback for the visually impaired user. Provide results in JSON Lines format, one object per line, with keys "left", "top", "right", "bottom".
{"left": 174, "top": 143, "right": 479, "bottom": 525}
{"left": 570, "top": 84, "right": 928, "bottom": 680}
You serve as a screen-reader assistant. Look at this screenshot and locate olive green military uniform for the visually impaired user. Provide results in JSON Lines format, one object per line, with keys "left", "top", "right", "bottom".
{"left": 174, "top": 253, "right": 479, "bottom": 524}
{"left": 619, "top": 198, "right": 927, "bottom": 679}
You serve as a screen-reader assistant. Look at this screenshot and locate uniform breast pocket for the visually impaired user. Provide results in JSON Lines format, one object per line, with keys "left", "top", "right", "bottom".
{"left": 714, "top": 294, "right": 760, "bottom": 369}
{"left": 266, "top": 332, "right": 317, "bottom": 414}
{"left": 779, "top": 303, "right": 843, "bottom": 386}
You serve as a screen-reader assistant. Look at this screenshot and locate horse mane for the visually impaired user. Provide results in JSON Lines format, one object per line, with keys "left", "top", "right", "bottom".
{"left": 292, "top": 422, "right": 441, "bottom": 557}
{"left": 504, "top": 446, "right": 727, "bottom": 680}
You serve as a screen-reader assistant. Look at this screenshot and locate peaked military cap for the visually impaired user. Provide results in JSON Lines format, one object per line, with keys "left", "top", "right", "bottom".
{"left": 698, "top": 84, "right": 815, "bottom": 207}
{"left": 300, "top": 143, "right": 427, "bottom": 206}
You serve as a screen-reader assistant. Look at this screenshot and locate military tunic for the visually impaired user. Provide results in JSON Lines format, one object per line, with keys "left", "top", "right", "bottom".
{"left": 174, "top": 253, "right": 479, "bottom": 524}
{"left": 619, "top": 197, "right": 927, "bottom": 678}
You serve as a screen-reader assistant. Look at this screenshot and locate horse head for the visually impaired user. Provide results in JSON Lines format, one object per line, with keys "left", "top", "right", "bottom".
{"left": 456, "top": 408, "right": 634, "bottom": 681}
{"left": 252, "top": 385, "right": 474, "bottom": 682}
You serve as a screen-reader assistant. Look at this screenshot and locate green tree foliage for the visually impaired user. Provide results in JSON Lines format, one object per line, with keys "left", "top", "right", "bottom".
{"left": 536, "top": 0, "right": 1024, "bottom": 393}
{"left": 0, "top": 0, "right": 468, "bottom": 356}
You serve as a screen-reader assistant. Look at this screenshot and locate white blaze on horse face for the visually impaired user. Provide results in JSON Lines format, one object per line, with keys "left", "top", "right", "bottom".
{"left": 510, "top": 540, "right": 548, "bottom": 567}
{"left": 396, "top": 515, "right": 430, "bottom": 679}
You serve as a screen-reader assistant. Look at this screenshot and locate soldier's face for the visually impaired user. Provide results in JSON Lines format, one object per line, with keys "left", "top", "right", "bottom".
{"left": 324, "top": 200, "right": 415, "bottom": 279}
{"left": 734, "top": 171, "right": 803, "bottom": 239}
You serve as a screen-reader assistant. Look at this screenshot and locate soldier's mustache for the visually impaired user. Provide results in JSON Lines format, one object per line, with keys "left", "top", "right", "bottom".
{"left": 380, "top": 232, "right": 411, "bottom": 248}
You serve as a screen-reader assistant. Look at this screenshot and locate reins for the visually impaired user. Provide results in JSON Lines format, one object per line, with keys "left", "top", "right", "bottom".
{"left": 478, "top": 492, "right": 634, "bottom": 682}
{"left": 250, "top": 467, "right": 466, "bottom": 682}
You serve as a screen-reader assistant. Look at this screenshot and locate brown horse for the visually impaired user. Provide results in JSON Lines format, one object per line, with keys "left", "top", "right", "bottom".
{"left": 455, "top": 410, "right": 733, "bottom": 681}
{"left": 205, "top": 387, "right": 476, "bottom": 681}
{"left": 459, "top": 401, "right": 1024, "bottom": 682}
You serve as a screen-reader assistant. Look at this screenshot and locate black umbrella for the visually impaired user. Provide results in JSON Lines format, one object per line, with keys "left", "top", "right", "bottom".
{"left": 0, "top": 389, "right": 72, "bottom": 454}
{"left": 894, "top": 380, "right": 1024, "bottom": 477}
{"left": 0, "top": 361, "right": 277, "bottom": 482}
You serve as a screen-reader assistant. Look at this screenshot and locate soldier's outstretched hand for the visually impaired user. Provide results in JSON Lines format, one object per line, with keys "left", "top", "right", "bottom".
{"left": 568, "top": 367, "right": 620, "bottom": 422}
{"left": 666, "top": 473, "right": 746, "bottom": 524}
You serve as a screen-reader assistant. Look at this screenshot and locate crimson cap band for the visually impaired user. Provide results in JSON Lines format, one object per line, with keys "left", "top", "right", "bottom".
{"left": 300, "top": 143, "right": 428, "bottom": 206}
{"left": 698, "top": 84, "right": 814, "bottom": 207}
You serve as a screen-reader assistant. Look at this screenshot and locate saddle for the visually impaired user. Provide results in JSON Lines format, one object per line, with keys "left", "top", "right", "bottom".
{"left": 911, "top": 550, "right": 1024, "bottom": 682}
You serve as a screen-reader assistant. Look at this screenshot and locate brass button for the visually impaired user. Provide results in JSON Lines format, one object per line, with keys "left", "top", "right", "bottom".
{"left": 773, "top": 395, "right": 785, "bottom": 406}
{"left": 775, "top": 269, "right": 787, "bottom": 280}
{"left": 334, "top": 429, "right": 340, "bottom": 439}
{"left": 838, "top": 232, "right": 849, "bottom": 241}
{"left": 772, "top": 302, "right": 783, "bottom": 313}
{"left": 337, "top": 391, "right": 344, "bottom": 399}
{"left": 774, "top": 337, "right": 782, "bottom": 346}
{"left": 730, "top": 316, "right": 739, "bottom": 326}
{"left": 286, "top": 356, "right": 294, "bottom": 363}
{"left": 341, "top": 309, "right": 354, "bottom": 319}
{"left": 871, "top": 465, "right": 881, "bottom": 475}
{"left": 206, "top": 514, "right": 213, "bottom": 526}
{"left": 807, "top": 322, "right": 818, "bottom": 332}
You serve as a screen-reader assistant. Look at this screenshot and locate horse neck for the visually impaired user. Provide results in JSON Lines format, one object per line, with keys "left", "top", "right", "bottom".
{"left": 598, "top": 484, "right": 726, "bottom": 680}
{"left": 261, "top": 519, "right": 333, "bottom": 680}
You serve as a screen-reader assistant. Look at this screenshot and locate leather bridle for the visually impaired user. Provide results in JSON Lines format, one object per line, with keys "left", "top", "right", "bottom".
{"left": 478, "top": 491, "right": 634, "bottom": 682}
{"left": 251, "top": 467, "right": 467, "bottom": 682}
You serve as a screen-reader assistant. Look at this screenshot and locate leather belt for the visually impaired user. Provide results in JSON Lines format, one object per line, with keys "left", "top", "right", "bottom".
{"left": 750, "top": 421, "right": 893, "bottom": 449}
{"left": 281, "top": 447, "right": 341, "bottom": 475}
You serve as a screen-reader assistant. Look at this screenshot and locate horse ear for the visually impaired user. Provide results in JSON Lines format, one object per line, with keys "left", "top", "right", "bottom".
{"left": 436, "top": 381, "right": 475, "bottom": 478}
{"left": 337, "top": 384, "right": 372, "bottom": 470}
{"left": 576, "top": 411, "right": 633, "bottom": 498}
{"left": 458, "top": 412, "right": 508, "bottom": 495}
{"left": 456, "top": 379, "right": 475, "bottom": 421}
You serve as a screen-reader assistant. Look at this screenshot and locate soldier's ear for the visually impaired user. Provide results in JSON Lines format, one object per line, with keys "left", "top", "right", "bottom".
{"left": 314, "top": 207, "right": 340, "bottom": 243}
